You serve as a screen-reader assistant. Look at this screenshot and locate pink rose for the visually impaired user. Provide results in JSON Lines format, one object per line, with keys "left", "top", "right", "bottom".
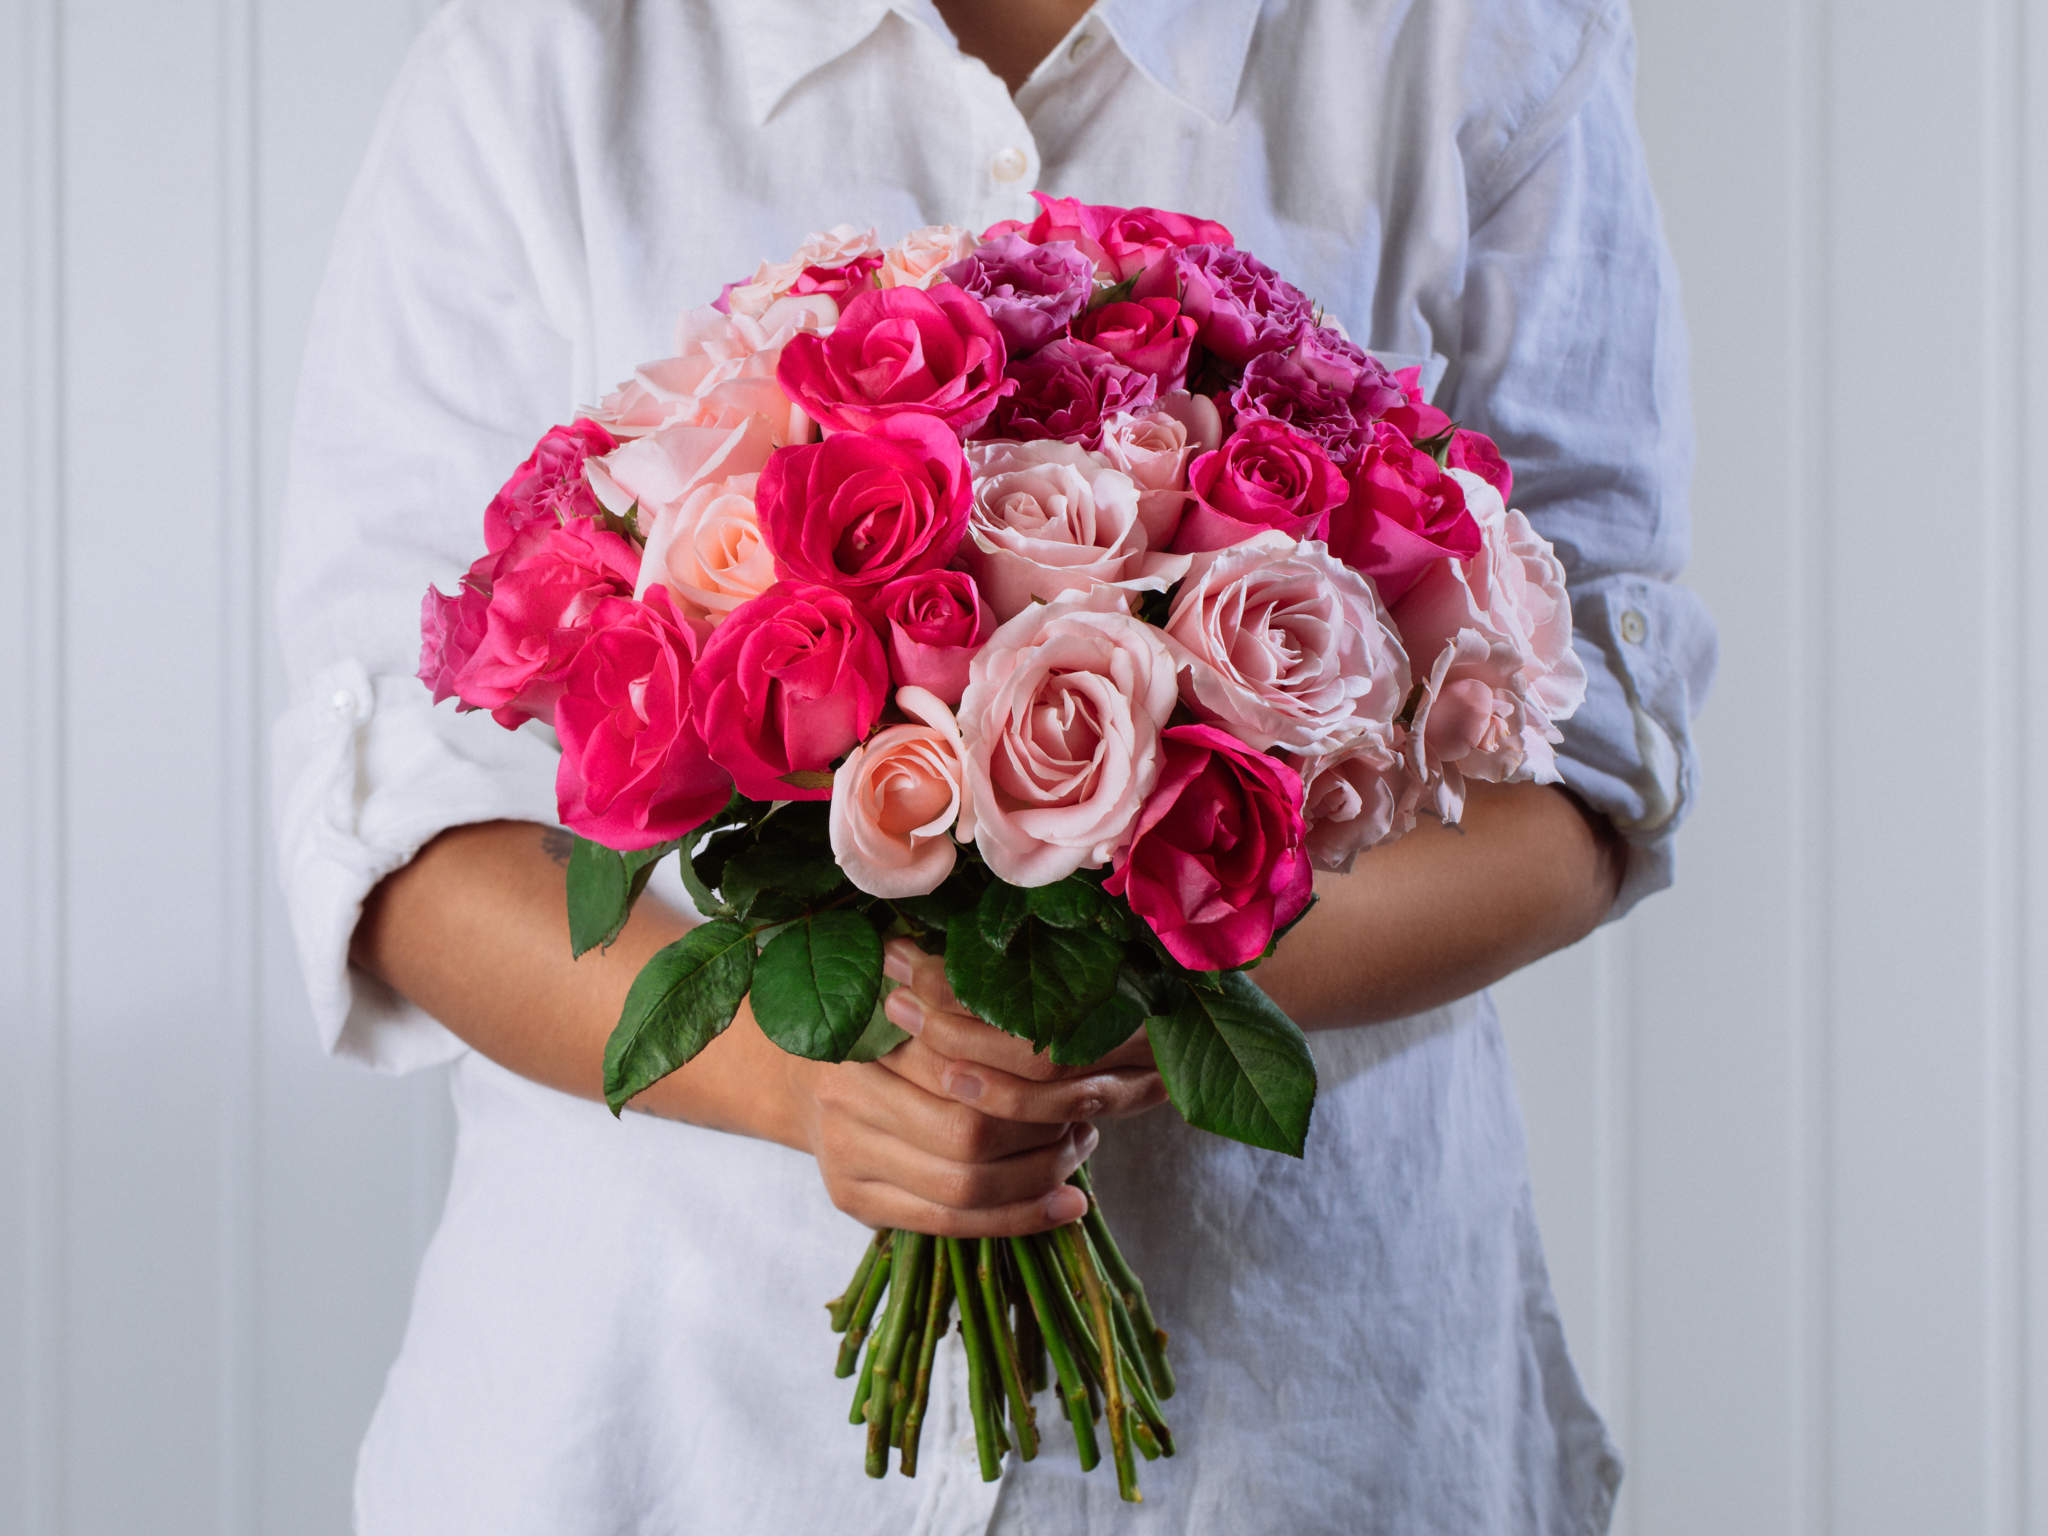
{"left": 482, "top": 418, "right": 618, "bottom": 553}
{"left": 1225, "top": 326, "right": 1408, "bottom": 466}
{"left": 424, "top": 518, "right": 640, "bottom": 729}
{"left": 828, "top": 686, "right": 977, "bottom": 898}
{"left": 776, "top": 284, "right": 1012, "bottom": 436}
{"left": 418, "top": 579, "right": 489, "bottom": 707}
{"left": 1324, "top": 420, "right": 1483, "bottom": 604}
{"left": 1165, "top": 532, "right": 1410, "bottom": 756}
{"left": 717, "top": 225, "right": 881, "bottom": 319}
{"left": 635, "top": 471, "right": 777, "bottom": 622}
{"left": 593, "top": 414, "right": 777, "bottom": 561}
{"left": 756, "top": 413, "right": 970, "bottom": 593}
{"left": 875, "top": 568, "right": 994, "bottom": 706}
{"left": 1104, "top": 723, "right": 1313, "bottom": 971}
{"left": 1172, "top": 418, "right": 1349, "bottom": 553}
{"left": 1378, "top": 364, "right": 1453, "bottom": 444}
{"left": 1446, "top": 427, "right": 1513, "bottom": 503}
{"left": 1395, "top": 471, "right": 1587, "bottom": 817}
{"left": 958, "top": 587, "right": 1180, "bottom": 886}
{"left": 554, "top": 587, "right": 733, "bottom": 851}
{"left": 942, "top": 235, "right": 1096, "bottom": 354}
{"left": 962, "top": 438, "right": 1190, "bottom": 619}
{"left": 983, "top": 337, "right": 1159, "bottom": 448}
{"left": 1094, "top": 394, "right": 1224, "bottom": 547}
{"left": 786, "top": 250, "right": 884, "bottom": 304}
{"left": 1294, "top": 733, "right": 1419, "bottom": 873}
{"left": 1133, "top": 244, "right": 1313, "bottom": 364}
{"left": 689, "top": 582, "right": 889, "bottom": 801}
{"left": 877, "top": 225, "right": 981, "bottom": 290}
{"left": 1071, "top": 298, "right": 1197, "bottom": 391}
{"left": 587, "top": 298, "right": 833, "bottom": 445}
{"left": 985, "top": 193, "right": 1234, "bottom": 281}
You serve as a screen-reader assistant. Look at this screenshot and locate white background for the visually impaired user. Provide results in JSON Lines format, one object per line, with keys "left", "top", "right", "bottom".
{"left": 3, "top": 1, "right": 2043, "bottom": 1532}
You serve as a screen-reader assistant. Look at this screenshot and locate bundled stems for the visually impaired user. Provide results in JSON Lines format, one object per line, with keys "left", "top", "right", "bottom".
{"left": 825, "top": 1165, "right": 1168, "bottom": 1500}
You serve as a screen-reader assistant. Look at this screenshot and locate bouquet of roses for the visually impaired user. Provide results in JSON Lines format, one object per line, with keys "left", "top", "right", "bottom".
{"left": 417, "top": 197, "right": 1586, "bottom": 1501}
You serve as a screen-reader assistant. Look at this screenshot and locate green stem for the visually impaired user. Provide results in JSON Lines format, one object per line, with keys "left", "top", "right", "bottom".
{"left": 835, "top": 1240, "right": 893, "bottom": 1378}
{"left": 1057, "top": 1224, "right": 1137, "bottom": 1502}
{"left": 1074, "top": 1167, "right": 1174, "bottom": 1399}
{"left": 977, "top": 1237, "right": 1039, "bottom": 1461}
{"left": 944, "top": 1238, "right": 1003, "bottom": 1482}
{"left": 898, "top": 1249, "right": 951, "bottom": 1477}
{"left": 828, "top": 1229, "right": 889, "bottom": 1333}
{"left": 865, "top": 1232, "right": 930, "bottom": 1477}
{"left": 1012, "top": 1233, "right": 1099, "bottom": 1471}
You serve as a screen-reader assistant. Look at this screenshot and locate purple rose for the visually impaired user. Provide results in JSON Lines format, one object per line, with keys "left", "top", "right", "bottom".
{"left": 1226, "top": 327, "right": 1408, "bottom": 467}
{"left": 982, "top": 338, "right": 1160, "bottom": 449}
{"left": 1133, "top": 244, "right": 1314, "bottom": 364}
{"left": 943, "top": 235, "right": 1096, "bottom": 355}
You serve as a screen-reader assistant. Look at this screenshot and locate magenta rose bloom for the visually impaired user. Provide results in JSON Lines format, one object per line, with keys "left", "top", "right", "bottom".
{"left": 875, "top": 567, "right": 994, "bottom": 706}
{"left": 422, "top": 518, "right": 640, "bottom": 728}
{"left": 554, "top": 587, "right": 733, "bottom": 851}
{"left": 984, "top": 338, "right": 1159, "bottom": 449}
{"left": 1133, "top": 244, "right": 1313, "bottom": 365}
{"left": 1104, "top": 723, "right": 1314, "bottom": 971}
{"left": 482, "top": 417, "right": 619, "bottom": 553}
{"left": 1324, "top": 420, "right": 1483, "bottom": 604}
{"left": 756, "top": 412, "right": 970, "bottom": 594}
{"left": 689, "top": 581, "right": 889, "bottom": 800}
{"left": 1071, "top": 297, "right": 1198, "bottom": 391}
{"left": 985, "top": 193, "right": 1235, "bottom": 280}
{"left": 1378, "top": 363, "right": 1453, "bottom": 443}
{"left": 1446, "top": 427, "right": 1513, "bottom": 503}
{"left": 776, "top": 283, "right": 1012, "bottom": 436}
{"left": 1171, "top": 418, "right": 1350, "bottom": 553}
{"left": 942, "top": 235, "right": 1095, "bottom": 354}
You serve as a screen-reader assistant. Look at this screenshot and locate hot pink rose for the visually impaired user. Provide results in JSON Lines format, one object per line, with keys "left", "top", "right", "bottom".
{"left": 875, "top": 568, "right": 994, "bottom": 706}
{"left": 828, "top": 686, "right": 977, "bottom": 898}
{"left": 418, "top": 580, "right": 489, "bottom": 707}
{"left": 787, "top": 250, "right": 885, "bottom": 304}
{"left": 1294, "top": 733, "right": 1419, "bottom": 874}
{"left": 1225, "top": 326, "right": 1408, "bottom": 466}
{"left": 1378, "top": 364, "right": 1453, "bottom": 444}
{"left": 776, "top": 284, "right": 1012, "bottom": 436}
{"left": 983, "top": 337, "right": 1159, "bottom": 449}
{"left": 1446, "top": 427, "right": 1513, "bottom": 502}
{"left": 1104, "top": 723, "right": 1313, "bottom": 971}
{"left": 1165, "top": 532, "right": 1410, "bottom": 756}
{"left": 554, "top": 587, "right": 732, "bottom": 851}
{"left": 482, "top": 418, "right": 618, "bottom": 553}
{"left": 962, "top": 438, "right": 1190, "bottom": 619}
{"left": 756, "top": 413, "right": 970, "bottom": 593}
{"left": 1071, "top": 298, "right": 1197, "bottom": 391}
{"left": 958, "top": 587, "right": 1180, "bottom": 886}
{"left": 985, "top": 193, "right": 1234, "bottom": 281}
{"left": 1324, "top": 420, "right": 1483, "bottom": 604}
{"left": 424, "top": 518, "right": 640, "bottom": 729}
{"left": 1094, "top": 394, "right": 1224, "bottom": 547}
{"left": 634, "top": 471, "right": 777, "bottom": 622}
{"left": 689, "top": 582, "right": 889, "bottom": 801}
{"left": 1172, "top": 418, "right": 1349, "bottom": 553}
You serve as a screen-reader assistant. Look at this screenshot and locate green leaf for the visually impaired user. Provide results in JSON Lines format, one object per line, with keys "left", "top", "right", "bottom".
{"left": 1147, "top": 972, "right": 1317, "bottom": 1156}
{"left": 751, "top": 910, "right": 885, "bottom": 1061}
{"left": 1048, "top": 992, "right": 1146, "bottom": 1067}
{"left": 566, "top": 837, "right": 675, "bottom": 958}
{"left": 944, "top": 910, "right": 1124, "bottom": 1050}
{"left": 601, "top": 920, "right": 756, "bottom": 1113}
{"left": 976, "top": 883, "right": 1030, "bottom": 949}
{"left": 721, "top": 840, "right": 848, "bottom": 920}
{"left": 844, "top": 978, "right": 913, "bottom": 1063}
{"left": 1024, "top": 877, "right": 1112, "bottom": 932}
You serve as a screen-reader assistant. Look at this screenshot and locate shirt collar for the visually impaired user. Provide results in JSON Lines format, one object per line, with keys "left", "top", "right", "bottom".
{"left": 741, "top": 0, "right": 1264, "bottom": 127}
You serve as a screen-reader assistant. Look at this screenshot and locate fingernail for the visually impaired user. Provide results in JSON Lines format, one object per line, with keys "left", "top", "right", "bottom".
{"left": 944, "top": 1069, "right": 983, "bottom": 1102}
{"left": 884, "top": 989, "right": 923, "bottom": 1035}
{"left": 883, "top": 947, "right": 913, "bottom": 984}
{"left": 1043, "top": 1186, "right": 1087, "bottom": 1224}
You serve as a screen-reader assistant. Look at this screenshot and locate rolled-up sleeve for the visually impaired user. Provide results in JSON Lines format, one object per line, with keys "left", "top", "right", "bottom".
{"left": 1443, "top": 14, "right": 1718, "bottom": 917}
{"left": 271, "top": 12, "right": 576, "bottom": 1072}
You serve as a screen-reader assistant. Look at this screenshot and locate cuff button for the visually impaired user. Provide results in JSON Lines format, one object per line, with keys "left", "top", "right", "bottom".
{"left": 1619, "top": 608, "right": 1648, "bottom": 645}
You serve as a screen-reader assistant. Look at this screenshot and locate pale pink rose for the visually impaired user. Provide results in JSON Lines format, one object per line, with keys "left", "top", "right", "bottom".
{"left": 1094, "top": 392, "right": 1223, "bottom": 547}
{"left": 634, "top": 471, "right": 778, "bottom": 621}
{"left": 1294, "top": 733, "right": 1420, "bottom": 873}
{"left": 877, "top": 224, "right": 981, "bottom": 289}
{"left": 586, "top": 296, "right": 836, "bottom": 444}
{"left": 958, "top": 587, "right": 1180, "bottom": 886}
{"left": 961, "top": 439, "right": 1191, "bottom": 619}
{"left": 588, "top": 413, "right": 776, "bottom": 550}
{"left": 828, "top": 686, "right": 976, "bottom": 898}
{"left": 1394, "top": 469, "right": 1586, "bottom": 817}
{"left": 720, "top": 225, "right": 881, "bottom": 319}
{"left": 1165, "top": 532, "right": 1410, "bottom": 756}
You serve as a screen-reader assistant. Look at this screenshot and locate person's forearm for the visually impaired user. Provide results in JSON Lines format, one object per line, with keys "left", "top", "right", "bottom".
{"left": 351, "top": 820, "right": 808, "bottom": 1146}
{"left": 1254, "top": 781, "right": 1625, "bottom": 1030}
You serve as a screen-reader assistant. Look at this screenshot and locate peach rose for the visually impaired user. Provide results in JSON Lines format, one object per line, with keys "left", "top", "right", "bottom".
{"left": 958, "top": 587, "right": 1180, "bottom": 886}
{"left": 586, "top": 296, "right": 835, "bottom": 445}
{"left": 634, "top": 471, "right": 777, "bottom": 622}
{"left": 828, "top": 686, "right": 976, "bottom": 898}
{"left": 877, "top": 224, "right": 980, "bottom": 289}
{"left": 1294, "top": 733, "right": 1420, "bottom": 873}
{"left": 1166, "top": 532, "right": 1410, "bottom": 756}
{"left": 590, "top": 413, "right": 776, "bottom": 563}
{"left": 1094, "top": 392, "right": 1223, "bottom": 548}
{"left": 720, "top": 225, "right": 881, "bottom": 319}
{"left": 962, "top": 438, "right": 1190, "bottom": 620}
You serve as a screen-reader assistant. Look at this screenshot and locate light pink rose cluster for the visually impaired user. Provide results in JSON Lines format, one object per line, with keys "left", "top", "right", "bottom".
{"left": 420, "top": 208, "right": 1585, "bottom": 969}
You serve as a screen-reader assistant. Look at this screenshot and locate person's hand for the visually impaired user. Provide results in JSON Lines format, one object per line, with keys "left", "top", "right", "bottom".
{"left": 781, "top": 937, "right": 1166, "bottom": 1239}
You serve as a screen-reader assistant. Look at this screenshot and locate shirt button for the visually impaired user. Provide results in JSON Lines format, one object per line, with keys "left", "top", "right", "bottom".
{"left": 329, "top": 688, "right": 359, "bottom": 716}
{"left": 1619, "top": 609, "right": 1648, "bottom": 645}
{"left": 1066, "top": 29, "right": 1097, "bottom": 63}
{"left": 990, "top": 146, "right": 1030, "bottom": 183}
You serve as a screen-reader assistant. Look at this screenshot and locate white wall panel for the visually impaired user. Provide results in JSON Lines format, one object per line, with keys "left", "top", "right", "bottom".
{"left": 3, "top": 3, "right": 2043, "bottom": 1534}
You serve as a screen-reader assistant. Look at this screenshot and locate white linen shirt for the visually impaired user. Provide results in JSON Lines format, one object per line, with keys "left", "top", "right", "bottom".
{"left": 272, "top": 0, "right": 1714, "bottom": 1530}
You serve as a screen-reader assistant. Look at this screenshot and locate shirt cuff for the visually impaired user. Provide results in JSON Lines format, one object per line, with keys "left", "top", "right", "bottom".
{"left": 1551, "top": 574, "right": 1718, "bottom": 920}
{"left": 271, "top": 658, "right": 563, "bottom": 1074}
